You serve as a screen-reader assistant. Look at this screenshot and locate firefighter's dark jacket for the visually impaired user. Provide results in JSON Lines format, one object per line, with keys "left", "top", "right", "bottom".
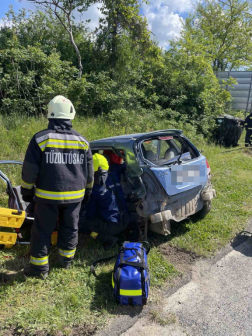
{"left": 244, "top": 113, "right": 252, "bottom": 130}
{"left": 85, "top": 185, "right": 120, "bottom": 223}
{"left": 21, "top": 120, "right": 94, "bottom": 204}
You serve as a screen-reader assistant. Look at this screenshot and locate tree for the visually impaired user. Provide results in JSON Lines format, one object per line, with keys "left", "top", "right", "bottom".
{"left": 149, "top": 44, "right": 232, "bottom": 136}
{"left": 96, "top": 0, "right": 150, "bottom": 69}
{"left": 0, "top": 41, "right": 78, "bottom": 115}
{"left": 179, "top": 0, "right": 252, "bottom": 71}
{"left": 26, "top": 0, "right": 95, "bottom": 77}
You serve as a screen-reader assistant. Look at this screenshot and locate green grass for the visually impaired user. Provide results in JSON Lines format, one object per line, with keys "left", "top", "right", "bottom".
{"left": 0, "top": 114, "right": 251, "bottom": 335}
{"left": 166, "top": 144, "right": 252, "bottom": 256}
{"left": 0, "top": 238, "right": 175, "bottom": 335}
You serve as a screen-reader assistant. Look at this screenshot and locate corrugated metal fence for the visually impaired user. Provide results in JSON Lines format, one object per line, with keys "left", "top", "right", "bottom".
{"left": 217, "top": 71, "right": 252, "bottom": 116}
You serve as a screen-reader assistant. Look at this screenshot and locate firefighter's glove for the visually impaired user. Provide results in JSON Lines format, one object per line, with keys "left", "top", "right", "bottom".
{"left": 83, "top": 188, "right": 92, "bottom": 204}
{"left": 21, "top": 186, "right": 35, "bottom": 203}
{"left": 22, "top": 195, "right": 34, "bottom": 203}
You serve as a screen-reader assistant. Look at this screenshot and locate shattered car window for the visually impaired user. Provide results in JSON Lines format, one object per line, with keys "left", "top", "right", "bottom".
{"left": 141, "top": 136, "right": 195, "bottom": 166}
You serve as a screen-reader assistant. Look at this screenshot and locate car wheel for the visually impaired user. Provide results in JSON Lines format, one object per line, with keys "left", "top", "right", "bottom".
{"left": 197, "top": 201, "right": 212, "bottom": 219}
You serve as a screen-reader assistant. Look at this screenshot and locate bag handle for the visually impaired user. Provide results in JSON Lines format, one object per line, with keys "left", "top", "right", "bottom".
{"left": 90, "top": 241, "right": 150, "bottom": 277}
{"left": 90, "top": 254, "right": 117, "bottom": 277}
{"left": 138, "top": 241, "right": 151, "bottom": 255}
{"left": 122, "top": 241, "right": 151, "bottom": 255}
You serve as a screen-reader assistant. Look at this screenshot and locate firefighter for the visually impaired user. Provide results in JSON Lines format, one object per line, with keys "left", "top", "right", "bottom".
{"left": 103, "top": 150, "right": 128, "bottom": 213}
{"left": 21, "top": 95, "right": 94, "bottom": 278}
{"left": 244, "top": 112, "right": 252, "bottom": 147}
{"left": 79, "top": 154, "right": 129, "bottom": 250}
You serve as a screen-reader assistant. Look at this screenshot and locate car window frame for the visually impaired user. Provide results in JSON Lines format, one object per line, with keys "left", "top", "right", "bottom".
{"left": 138, "top": 135, "right": 199, "bottom": 167}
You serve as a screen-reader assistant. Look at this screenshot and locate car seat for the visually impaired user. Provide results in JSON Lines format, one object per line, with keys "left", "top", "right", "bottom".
{"left": 145, "top": 150, "right": 156, "bottom": 162}
{"left": 164, "top": 148, "right": 179, "bottom": 161}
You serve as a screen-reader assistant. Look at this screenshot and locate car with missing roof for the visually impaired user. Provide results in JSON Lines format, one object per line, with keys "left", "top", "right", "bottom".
{"left": 90, "top": 130, "right": 216, "bottom": 237}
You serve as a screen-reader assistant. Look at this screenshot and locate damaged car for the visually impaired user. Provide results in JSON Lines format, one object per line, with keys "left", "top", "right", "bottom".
{"left": 90, "top": 129, "right": 216, "bottom": 238}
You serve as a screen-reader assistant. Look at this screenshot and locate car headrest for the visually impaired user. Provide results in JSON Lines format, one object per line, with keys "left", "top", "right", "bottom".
{"left": 165, "top": 148, "right": 178, "bottom": 161}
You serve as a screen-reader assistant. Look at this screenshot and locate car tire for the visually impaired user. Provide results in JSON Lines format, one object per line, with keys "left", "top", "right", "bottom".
{"left": 196, "top": 201, "right": 212, "bottom": 219}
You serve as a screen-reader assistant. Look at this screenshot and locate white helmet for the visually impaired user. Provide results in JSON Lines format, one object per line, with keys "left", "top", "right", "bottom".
{"left": 47, "top": 95, "right": 76, "bottom": 120}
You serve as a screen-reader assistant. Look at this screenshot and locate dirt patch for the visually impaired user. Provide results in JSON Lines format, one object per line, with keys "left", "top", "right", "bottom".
{"left": 57, "top": 324, "right": 98, "bottom": 336}
{"left": 2, "top": 324, "right": 98, "bottom": 336}
{"left": 158, "top": 244, "right": 199, "bottom": 274}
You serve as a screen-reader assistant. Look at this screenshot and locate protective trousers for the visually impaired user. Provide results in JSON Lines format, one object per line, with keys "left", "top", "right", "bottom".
{"left": 79, "top": 213, "right": 128, "bottom": 243}
{"left": 30, "top": 201, "right": 82, "bottom": 272}
{"left": 245, "top": 130, "right": 252, "bottom": 147}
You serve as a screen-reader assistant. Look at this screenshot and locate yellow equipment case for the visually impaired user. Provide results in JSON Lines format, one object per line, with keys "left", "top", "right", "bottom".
{"left": 0, "top": 161, "right": 29, "bottom": 248}
{"left": 0, "top": 208, "right": 25, "bottom": 248}
{"left": 0, "top": 160, "right": 58, "bottom": 249}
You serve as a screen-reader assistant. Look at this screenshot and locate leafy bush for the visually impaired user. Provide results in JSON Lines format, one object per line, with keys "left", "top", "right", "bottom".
{"left": 0, "top": 41, "right": 78, "bottom": 115}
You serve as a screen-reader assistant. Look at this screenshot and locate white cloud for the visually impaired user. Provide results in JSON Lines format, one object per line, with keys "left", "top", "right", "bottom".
{"left": 142, "top": 0, "right": 194, "bottom": 49}
{"left": 75, "top": 3, "right": 103, "bottom": 31}
{"left": 145, "top": 7, "right": 183, "bottom": 48}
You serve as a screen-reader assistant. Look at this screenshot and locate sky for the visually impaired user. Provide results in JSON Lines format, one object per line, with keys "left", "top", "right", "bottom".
{"left": 0, "top": 0, "right": 195, "bottom": 49}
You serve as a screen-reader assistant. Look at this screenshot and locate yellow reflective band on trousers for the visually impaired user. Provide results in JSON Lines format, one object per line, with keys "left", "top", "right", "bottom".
{"left": 35, "top": 188, "right": 85, "bottom": 201}
{"left": 21, "top": 179, "right": 34, "bottom": 190}
{"left": 112, "top": 273, "right": 142, "bottom": 297}
{"left": 59, "top": 248, "right": 76, "bottom": 258}
{"left": 30, "top": 255, "right": 48, "bottom": 266}
{"left": 86, "top": 181, "right": 94, "bottom": 188}
{"left": 38, "top": 139, "right": 89, "bottom": 152}
{"left": 90, "top": 232, "right": 98, "bottom": 239}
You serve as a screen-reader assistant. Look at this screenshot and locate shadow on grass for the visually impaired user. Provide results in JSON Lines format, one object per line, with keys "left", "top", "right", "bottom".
{"left": 147, "top": 216, "right": 192, "bottom": 249}
{"left": 89, "top": 269, "right": 143, "bottom": 317}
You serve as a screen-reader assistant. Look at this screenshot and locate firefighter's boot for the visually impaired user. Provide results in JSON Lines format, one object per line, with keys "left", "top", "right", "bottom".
{"left": 23, "top": 264, "right": 48, "bottom": 279}
{"left": 58, "top": 254, "right": 73, "bottom": 269}
{"left": 58, "top": 248, "right": 76, "bottom": 269}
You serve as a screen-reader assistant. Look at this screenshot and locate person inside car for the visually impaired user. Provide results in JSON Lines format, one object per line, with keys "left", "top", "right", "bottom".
{"left": 79, "top": 153, "right": 130, "bottom": 250}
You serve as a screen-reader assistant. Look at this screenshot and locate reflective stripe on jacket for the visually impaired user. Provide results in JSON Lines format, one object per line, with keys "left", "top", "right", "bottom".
{"left": 21, "top": 123, "right": 94, "bottom": 204}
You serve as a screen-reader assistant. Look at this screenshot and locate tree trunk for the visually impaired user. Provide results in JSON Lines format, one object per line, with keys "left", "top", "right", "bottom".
{"left": 68, "top": 29, "right": 83, "bottom": 78}
{"left": 110, "top": 23, "right": 118, "bottom": 68}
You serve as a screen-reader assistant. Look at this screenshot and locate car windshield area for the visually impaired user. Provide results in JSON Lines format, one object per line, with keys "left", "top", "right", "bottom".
{"left": 141, "top": 135, "right": 198, "bottom": 166}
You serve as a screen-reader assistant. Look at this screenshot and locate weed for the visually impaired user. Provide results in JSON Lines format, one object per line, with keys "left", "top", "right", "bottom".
{"left": 149, "top": 309, "right": 177, "bottom": 326}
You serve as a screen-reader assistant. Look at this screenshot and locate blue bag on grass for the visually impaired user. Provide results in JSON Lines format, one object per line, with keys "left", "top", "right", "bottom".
{"left": 91, "top": 241, "right": 150, "bottom": 306}
{"left": 112, "top": 242, "right": 150, "bottom": 305}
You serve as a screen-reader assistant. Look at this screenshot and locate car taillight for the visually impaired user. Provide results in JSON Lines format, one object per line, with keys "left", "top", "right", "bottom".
{"left": 206, "top": 159, "right": 211, "bottom": 175}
